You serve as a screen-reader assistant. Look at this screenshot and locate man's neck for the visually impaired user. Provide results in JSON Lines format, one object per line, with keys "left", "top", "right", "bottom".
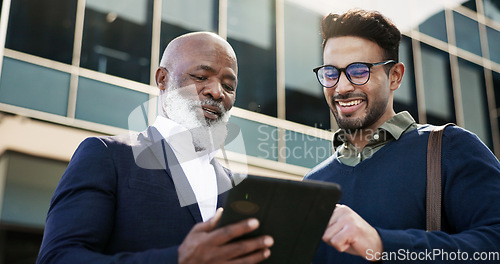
{"left": 344, "top": 128, "right": 376, "bottom": 150}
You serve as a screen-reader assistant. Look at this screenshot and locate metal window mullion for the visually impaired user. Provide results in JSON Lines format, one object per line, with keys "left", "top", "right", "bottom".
{"left": 67, "top": 0, "right": 87, "bottom": 119}
{"left": 275, "top": 0, "right": 286, "bottom": 163}
{"left": 476, "top": 0, "right": 484, "bottom": 15}
{"left": 218, "top": 0, "right": 228, "bottom": 39}
{"left": 476, "top": 2, "right": 500, "bottom": 156}
{"left": 411, "top": 34, "right": 427, "bottom": 124}
{"left": 0, "top": 0, "right": 12, "bottom": 81}
{"left": 148, "top": 0, "right": 163, "bottom": 126}
{"left": 276, "top": 0, "right": 285, "bottom": 121}
{"left": 477, "top": 4, "right": 490, "bottom": 61}
{"left": 0, "top": 154, "right": 10, "bottom": 220}
{"left": 445, "top": 8, "right": 465, "bottom": 127}
{"left": 150, "top": 0, "right": 162, "bottom": 86}
{"left": 448, "top": 54, "right": 464, "bottom": 126}
{"left": 484, "top": 69, "right": 500, "bottom": 157}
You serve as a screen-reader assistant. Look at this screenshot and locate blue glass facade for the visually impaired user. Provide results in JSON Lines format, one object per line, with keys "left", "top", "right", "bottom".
{"left": 0, "top": 58, "right": 70, "bottom": 116}
{"left": 1, "top": 0, "right": 498, "bottom": 158}
{"left": 75, "top": 77, "right": 150, "bottom": 130}
{"left": 0, "top": 0, "right": 499, "bottom": 262}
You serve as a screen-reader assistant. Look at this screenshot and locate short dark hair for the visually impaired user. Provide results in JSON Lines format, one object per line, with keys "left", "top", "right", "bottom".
{"left": 321, "top": 9, "right": 401, "bottom": 61}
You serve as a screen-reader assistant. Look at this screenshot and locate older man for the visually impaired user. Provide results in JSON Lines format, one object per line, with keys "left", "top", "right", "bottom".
{"left": 306, "top": 9, "right": 500, "bottom": 263}
{"left": 37, "top": 32, "right": 273, "bottom": 264}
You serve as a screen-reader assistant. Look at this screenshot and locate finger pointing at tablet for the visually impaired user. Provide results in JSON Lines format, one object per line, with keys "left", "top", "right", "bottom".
{"left": 322, "top": 205, "right": 383, "bottom": 260}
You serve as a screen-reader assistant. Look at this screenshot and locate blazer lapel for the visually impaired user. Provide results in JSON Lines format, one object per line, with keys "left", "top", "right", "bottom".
{"left": 162, "top": 140, "right": 203, "bottom": 222}
{"left": 147, "top": 126, "right": 203, "bottom": 223}
{"left": 146, "top": 126, "right": 169, "bottom": 171}
{"left": 212, "top": 159, "right": 234, "bottom": 208}
{"left": 143, "top": 126, "right": 237, "bottom": 221}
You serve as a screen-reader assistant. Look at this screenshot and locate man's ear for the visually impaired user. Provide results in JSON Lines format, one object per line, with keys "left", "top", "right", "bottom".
{"left": 155, "top": 67, "right": 169, "bottom": 91}
{"left": 389, "top": 62, "right": 405, "bottom": 92}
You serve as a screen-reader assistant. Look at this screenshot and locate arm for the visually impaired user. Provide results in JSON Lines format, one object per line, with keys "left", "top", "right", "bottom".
{"left": 378, "top": 127, "right": 500, "bottom": 263}
{"left": 321, "top": 204, "right": 383, "bottom": 261}
{"left": 37, "top": 137, "right": 181, "bottom": 263}
{"left": 37, "top": 138, "right": 273, "bottom": 264}
{"left": 322, "top": 127, "right": 500, "bottom": 263}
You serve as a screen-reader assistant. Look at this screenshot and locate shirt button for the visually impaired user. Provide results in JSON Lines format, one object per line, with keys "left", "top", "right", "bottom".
{"left": 373, "top": 134, "right": 380, "bottom": 140}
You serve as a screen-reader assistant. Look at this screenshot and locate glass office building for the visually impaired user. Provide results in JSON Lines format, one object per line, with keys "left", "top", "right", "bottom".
{"left": 0, "top": 0, "right": 498, "bottom": 262}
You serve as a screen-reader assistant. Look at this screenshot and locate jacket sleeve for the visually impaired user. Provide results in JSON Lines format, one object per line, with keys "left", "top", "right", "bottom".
{"left": 36, "top": 137, "right": 179, "bottom": 264}
{"left": 377, "top": 126, "right": 500, "bottom": 263}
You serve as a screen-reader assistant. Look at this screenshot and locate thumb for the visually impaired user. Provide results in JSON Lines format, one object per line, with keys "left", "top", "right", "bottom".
{"left": 207, "top": 207, "right": 224, "bottom": 230}
{"left": 190, "top": 207, "right": 224, "bottom": 233}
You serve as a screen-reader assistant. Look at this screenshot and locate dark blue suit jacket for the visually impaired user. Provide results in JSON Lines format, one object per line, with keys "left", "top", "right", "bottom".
{"left": 37, "top": 126, "right": 234, "bottom": 263}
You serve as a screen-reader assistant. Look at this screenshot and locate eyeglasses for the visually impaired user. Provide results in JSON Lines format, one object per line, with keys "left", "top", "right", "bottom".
{"left": 312, "top": 60, "right": 396, "bottom": 88}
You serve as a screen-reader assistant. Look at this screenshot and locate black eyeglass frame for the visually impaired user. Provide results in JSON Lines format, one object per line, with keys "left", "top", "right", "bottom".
{"left": 312, "top": 60, "right": 396, "bottom": 88}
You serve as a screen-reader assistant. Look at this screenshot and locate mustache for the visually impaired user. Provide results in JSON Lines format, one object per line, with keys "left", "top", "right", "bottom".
{"left": 333, "top": 93, "right": 367, "bottom": 101}
{"left": 198, "top": 99, "right": 226, "bottom": 114}
{"left": 192, "top": 99, "right": 230, "bottom": 125}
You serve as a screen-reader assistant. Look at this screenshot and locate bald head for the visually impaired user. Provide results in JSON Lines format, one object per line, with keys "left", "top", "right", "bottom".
{"left": 155, "top": 31, "right": 239, "bottom": 151}
{"left": 155, "top": 31, "right": 238, "bottom": 127}
{"left": 159, "top": 32, "right": 237, "bottom": 71}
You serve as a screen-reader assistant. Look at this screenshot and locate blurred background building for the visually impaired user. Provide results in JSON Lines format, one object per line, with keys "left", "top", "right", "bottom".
{"left": 0, "top": 0, "right": 498, "bottom": 262}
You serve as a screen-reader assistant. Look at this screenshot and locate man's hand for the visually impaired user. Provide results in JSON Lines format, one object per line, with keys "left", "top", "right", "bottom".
{"left": 322, "top": 204, "right": 383, "bottom": 261}
{"left": 178, "top": 208, "right": 274, "bottom": 264}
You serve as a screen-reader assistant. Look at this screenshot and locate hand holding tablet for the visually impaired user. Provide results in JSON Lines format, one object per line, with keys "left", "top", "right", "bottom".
{"left": 217, "top": 175, "right": 342, "bottom": 264}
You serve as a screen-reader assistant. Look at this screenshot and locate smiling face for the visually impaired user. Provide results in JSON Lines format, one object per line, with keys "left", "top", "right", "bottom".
{"left": 155, "top": 32, "right": 238, "bottom": 150}
{"left": 157, "top": 32, "right": 238, "bottom": 123}
{"left": 323, "top": 36, "right": 402, "bottom": 132}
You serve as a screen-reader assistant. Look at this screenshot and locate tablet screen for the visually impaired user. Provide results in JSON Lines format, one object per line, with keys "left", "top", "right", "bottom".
{"left": 217, "top": 175, "right": 341, "bottom": 264}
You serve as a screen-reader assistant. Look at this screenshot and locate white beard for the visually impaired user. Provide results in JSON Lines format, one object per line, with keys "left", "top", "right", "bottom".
{"left": 163, "top": 83, "right": 230, "bottom": 152}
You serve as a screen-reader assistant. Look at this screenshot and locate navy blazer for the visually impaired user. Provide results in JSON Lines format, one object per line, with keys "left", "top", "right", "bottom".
{"left": 37, "top": 126, "right": 234, "bottom": 263}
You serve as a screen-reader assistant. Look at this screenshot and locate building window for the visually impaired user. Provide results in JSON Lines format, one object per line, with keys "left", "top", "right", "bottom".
{"left": 80, "top": 0, "right": 154, "bottom": 84}
{"left": 419, "top": 10, "right": 448, "bottom": 43}
{"left": 486, "top": 26, "right": 500, "bottom": 65}
{"left": 226, "top": 116, "right": 278, "bottom": 161}
{"left": 458, "top": 58, "right": 492, "bottom": 148}
{"left": 453, "top": 11, "right": 482, "bottom": 56}
{"left": 0, "top": 226, "right": 43, "bottom": 264}
{"left": 284, "top": 1, "right": 329, "bottom": 129}
{"left": 285, "top": 130, "right": 331, "bottom": 168}
{"left": 75, "top": 77, "right": 150, "bottom": 130}
{"left": 227, "top": 0, "right": 277, "bottom": 117}
{"left": 493, "top": 71, "right": 500, "bottom": 122}
{"left": 461, "top": 0, "right": 477, "bottom": 12}
{"left": 5, "top": 0, "right": 77, "bottom": 64}
{"left": 484, "top": 0, "right": 500, "bottom": 24}
{"left": 0, "top": 151, "right": 68, "bottom": 263}
{"left": 420, "top": 43, "right": 455, "bottom": 125}
{"left": 0, "top": 58, "right": 70, "bottom": 116}
{"left": 395, "top": 36, "right": 418, "bottom": 122}
{"left": 159, "top": 0, "right": 217, "bottom": 56}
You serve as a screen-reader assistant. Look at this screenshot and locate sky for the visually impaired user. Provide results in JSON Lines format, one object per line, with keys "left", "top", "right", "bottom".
{"left": 287, "top": 0, "right": 468, "bottom": 33}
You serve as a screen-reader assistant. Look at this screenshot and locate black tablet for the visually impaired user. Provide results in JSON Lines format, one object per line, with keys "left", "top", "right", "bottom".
{"left": 217, "top": 175, "right": 341, "bottom": 264}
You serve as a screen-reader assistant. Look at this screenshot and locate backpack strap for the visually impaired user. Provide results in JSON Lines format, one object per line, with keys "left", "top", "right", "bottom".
{"left": 426, "top": 123, "right": 454, "bottom": 231}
